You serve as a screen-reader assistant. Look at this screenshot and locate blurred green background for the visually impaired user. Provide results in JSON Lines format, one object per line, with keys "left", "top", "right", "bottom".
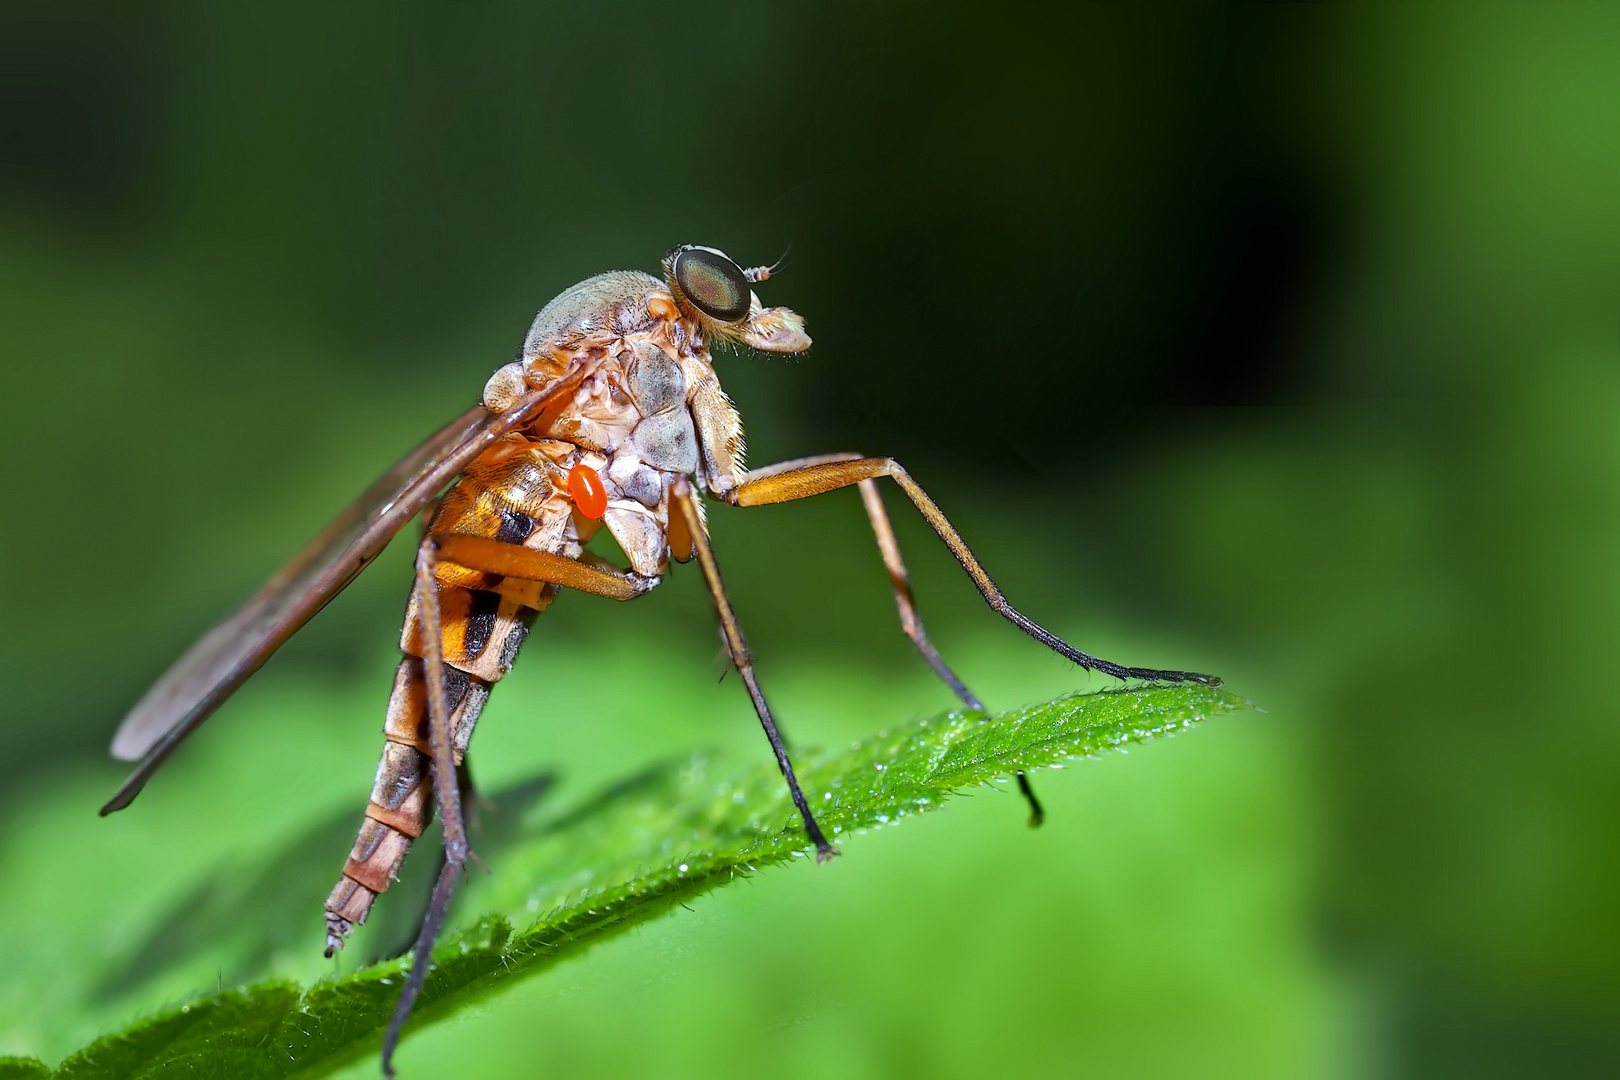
{"left": 1, "top": 4, "right": 1615, "bottom": 1077}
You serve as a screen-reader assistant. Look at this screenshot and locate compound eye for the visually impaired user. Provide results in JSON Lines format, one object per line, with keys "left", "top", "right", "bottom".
{"left": 673, "top": 248, "right": 750, "bottom": 323}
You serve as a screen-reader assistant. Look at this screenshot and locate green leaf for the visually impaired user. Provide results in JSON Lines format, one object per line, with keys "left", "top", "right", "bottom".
{"left": 40, "top": 684, "right": 1243, "bottom": 1079}
{"left": 0, "top": 1058, "right": 52, "bottom": 1080}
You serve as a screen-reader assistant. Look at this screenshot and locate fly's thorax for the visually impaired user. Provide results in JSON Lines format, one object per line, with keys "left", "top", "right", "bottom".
{"left": 552, "top": 439, "right": 673, "bottom": 579}
{"left": 477, "top": 254, "right": 765, "bottom": 513}
{"left": 482, "top": 270, "right": 671, "bottom": 414}
{"left": 524, "top": 270, "right": 668, "bottom": 361}
{"left": 562, "top": 345, "right": 689, "bottom": 578}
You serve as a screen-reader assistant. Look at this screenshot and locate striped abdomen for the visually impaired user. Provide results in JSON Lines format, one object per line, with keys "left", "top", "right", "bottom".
{"left": 323, "top": 446, "right": 572, "bottom": 955}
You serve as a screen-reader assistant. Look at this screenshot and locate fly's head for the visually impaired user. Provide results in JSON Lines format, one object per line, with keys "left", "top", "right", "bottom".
{"left": 661, "top": 245, "right": 811, "bottom": 355}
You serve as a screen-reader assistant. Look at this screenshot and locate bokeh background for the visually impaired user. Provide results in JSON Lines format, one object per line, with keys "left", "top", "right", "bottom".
{"left": 1, "top": 5, "right": 1616, "bottom": 1078}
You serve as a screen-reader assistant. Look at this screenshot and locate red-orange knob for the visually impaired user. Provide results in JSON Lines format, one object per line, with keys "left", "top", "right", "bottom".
{"left": 567, "top": 463, "right": 608, "bottom": 520}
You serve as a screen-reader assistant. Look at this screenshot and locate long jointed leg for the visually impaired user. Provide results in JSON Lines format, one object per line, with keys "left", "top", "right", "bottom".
{"left": 739, "top": 454, "right": 1051, "bottom": 825}
{"left": 855, "top": 473, "right": 1043, "bottom": 826}
{"left": 387, "top": 758, "right": 477, "bottom": 963}
{"left": 375, "top": 536, "right": 656, "bottom": 1074}
{"left": 729, "top": 457, "right": 1220, "bottom": 687}
{"left": 739, "top": 454, "right": 986, "bottom": 709}
{"left": 672, "top": 478, "right": 837, "bottom": 862}
{"left": 853, "top": 476, "right": 985, "bottom": 711}
{"left": 381, "top": 537, "right": 472, "bottom": 1077}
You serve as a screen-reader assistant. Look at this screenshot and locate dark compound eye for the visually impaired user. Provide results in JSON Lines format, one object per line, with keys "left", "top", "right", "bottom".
{"left": 673, "top": 247, "right": 750, "bottom": 323}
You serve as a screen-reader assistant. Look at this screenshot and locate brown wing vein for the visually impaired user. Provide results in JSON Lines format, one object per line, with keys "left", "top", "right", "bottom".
{"left": 102, "top": 370, "right": 585, "bottom": 814}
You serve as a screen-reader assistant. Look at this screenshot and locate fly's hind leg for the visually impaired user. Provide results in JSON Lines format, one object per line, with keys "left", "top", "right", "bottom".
{"left": 856, "top": 471, "right": 1047, "bottom": 827}
{"left": 728, "top": 457, "right": 1223, "bottom": 824}
{"left": 380, "top": 535, "right": 657, "bottom": 1076}
{"left": 725, "top": 457, "right": 1220, "bottom": 686}
{"left": 739, "top": 454, "right": 1044, "bottom": 826}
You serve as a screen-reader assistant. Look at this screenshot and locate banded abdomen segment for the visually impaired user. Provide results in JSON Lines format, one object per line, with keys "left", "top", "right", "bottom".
{"left": 322, "top": 580, "right": 544, "bottom": 954}
{"left": 323, "top": 445, "right": 570, "bottom": 955}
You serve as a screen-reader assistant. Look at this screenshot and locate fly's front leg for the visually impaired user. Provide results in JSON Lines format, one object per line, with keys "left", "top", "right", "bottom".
{"left": 380, "top": 534, "right": 658, "bottom": 1073}
{"left": 727, "top": 457, "right": 1222, "bottom": 689}
{"left": 429, "top": 535, "right": 659, "bottom": 601}
{"left": 672, "top": 477, "right": 837, "bottom": 862}
{"left": 739, "top": 454, "right": 1043, "bottom": 826}
{"left": 385, "top": 756, "right": 479, "bottom": 962}
{"left": 382, "top": 536, "right": 471, "bottom": 1077}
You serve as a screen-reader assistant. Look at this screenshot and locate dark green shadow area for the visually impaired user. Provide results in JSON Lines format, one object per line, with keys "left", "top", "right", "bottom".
{"left": 29, "top": 685, "right": 1242, "bottom": 1079}
{"left": 0, "top": 1058, "right": 51, "bottom": 1080}
{"left": 91, "top": 774, "right": 559, "bottom": 1004}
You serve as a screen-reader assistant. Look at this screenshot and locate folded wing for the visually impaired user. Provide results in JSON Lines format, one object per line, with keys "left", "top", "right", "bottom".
{"left": 103, "top": 376, "right": 579, "bottom": 814}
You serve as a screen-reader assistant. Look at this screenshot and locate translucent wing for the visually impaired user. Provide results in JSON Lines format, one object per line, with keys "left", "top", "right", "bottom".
{"left": 102, "top": 375, "right": 581, "bottom": 814}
